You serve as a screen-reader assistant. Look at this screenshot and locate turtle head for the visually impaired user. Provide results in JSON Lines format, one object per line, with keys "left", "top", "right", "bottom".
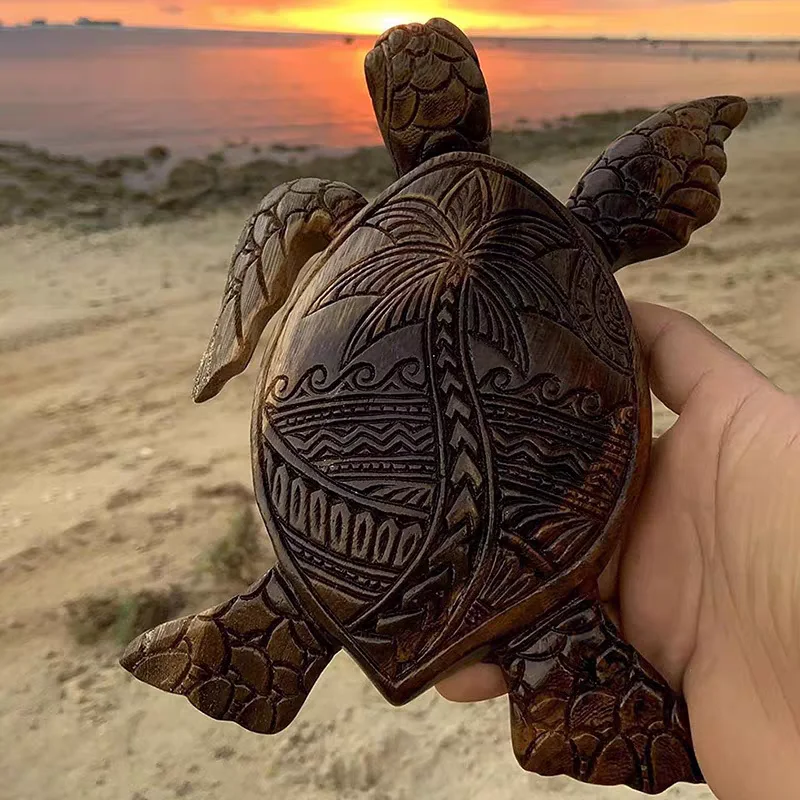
{"left": 365, "top": 18, "right": 492, "bottom": 177}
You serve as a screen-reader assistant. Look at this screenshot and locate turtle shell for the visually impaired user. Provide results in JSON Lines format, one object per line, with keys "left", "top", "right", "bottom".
{"left": 252, "top": 152, "right": 650, "bottom": 704}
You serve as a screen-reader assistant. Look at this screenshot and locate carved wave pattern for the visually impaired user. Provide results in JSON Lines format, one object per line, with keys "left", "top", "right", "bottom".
{"left": 481, "top": 371, "right": 630, "bottom": 420}
{"left": 264, "top": 358, "right": 427, "bottom": 406}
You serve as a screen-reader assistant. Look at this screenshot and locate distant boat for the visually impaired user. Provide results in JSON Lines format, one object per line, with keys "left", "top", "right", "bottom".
{"left": 75, "top": 17, "right": 123, "bottom": 28}
{"left": 343, "top": 35, "right": 354, "bottom": 45}
{"left": 30, "top": 18, "right": 48, "bottom": 27}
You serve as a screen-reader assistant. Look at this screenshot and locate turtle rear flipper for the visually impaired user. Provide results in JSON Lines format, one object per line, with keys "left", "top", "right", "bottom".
{"left": 493, "top": 588, "right": 702, "bottom": 795}
{"left": 568, "top": 96, "right": 748, "bottom": 270}
{"left": 120, "top": 569, "right": 339, "bottom": 734}
{"left": 193, "top": 178, "right": 367, "bottom": 402}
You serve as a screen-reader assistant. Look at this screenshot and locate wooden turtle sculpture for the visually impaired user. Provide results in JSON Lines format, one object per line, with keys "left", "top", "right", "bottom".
{"left": 120, "top": 18, "right": 748, "bottom": 794}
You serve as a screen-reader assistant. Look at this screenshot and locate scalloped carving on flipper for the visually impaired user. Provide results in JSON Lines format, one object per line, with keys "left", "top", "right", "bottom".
{"left": 193, "top": 178, "right": 367, "bottom": 402}
{"left": 567, "top": 96, "right": 748, "bottom": 270}
{"left": 119, "top": 569, "right": 339, "bottom": 734}
{"left": 493, "top": 591, "right": 702, "bottom": 794}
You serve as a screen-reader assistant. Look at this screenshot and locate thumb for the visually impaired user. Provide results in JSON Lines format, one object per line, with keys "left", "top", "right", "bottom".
{"left": 628, "top": 301, "right": 766, "bottom": 414}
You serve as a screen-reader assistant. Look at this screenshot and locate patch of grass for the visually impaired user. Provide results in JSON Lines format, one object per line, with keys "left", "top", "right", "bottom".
{"left": 65, "top": 586, "right": 186, "bottom": 647}
{"left": 113, "top": 587, "right": 187, "bottom": 646}
{"left": 65, "top": 593, "right": 119, "bottom": 645}
{"left": 203, "top": 505, "right": 267, "bottom": 587}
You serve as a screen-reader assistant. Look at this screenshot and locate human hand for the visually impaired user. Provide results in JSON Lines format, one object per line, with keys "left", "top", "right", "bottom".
{"left": 437, "top": 301, "right": 800, "bottom": 800}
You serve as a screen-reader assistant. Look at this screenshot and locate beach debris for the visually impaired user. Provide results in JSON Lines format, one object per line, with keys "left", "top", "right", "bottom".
{"left": 65, "top": 585, "right": 186, "bottom": 647}
{"left": 146, "top": 145, "right": 171, "bottom": 163}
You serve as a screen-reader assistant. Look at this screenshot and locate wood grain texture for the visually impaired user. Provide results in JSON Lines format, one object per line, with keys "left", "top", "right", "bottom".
{"left": 567, "top": 96, "right": 748, "bottom": 270}
{"left": 119, "top": 17, "right": 748, "bottom": 795}
{"left": 251, "top": 154, "right": 648, "bottom": 710}
{"left": 120, "top": 568, "right": 339, "bottom": 733}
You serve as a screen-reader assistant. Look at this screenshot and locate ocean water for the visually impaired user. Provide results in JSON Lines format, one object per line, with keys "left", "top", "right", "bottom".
{"left": 1, "top": 27, "right": 799, "bottom": 157}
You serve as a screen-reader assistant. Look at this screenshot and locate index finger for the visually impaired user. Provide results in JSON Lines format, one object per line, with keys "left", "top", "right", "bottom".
{"left": 436, "top": 662, "right": 507, "bottom": 703}
{"left": 628, "top": 300, "right": 765, "bottom": 415}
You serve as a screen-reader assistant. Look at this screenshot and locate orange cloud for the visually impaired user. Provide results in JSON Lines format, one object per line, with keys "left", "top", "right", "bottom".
{"left": 2, "top": 0, "right": 800, "bottom": 37}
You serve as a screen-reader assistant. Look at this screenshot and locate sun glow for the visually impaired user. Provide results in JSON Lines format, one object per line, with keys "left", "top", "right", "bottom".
{"left": 208, "top": 3, "right": 571, "bottom": 37}
{"left": 3, "top": 0, "right": 800, "bottom": 38}
{"left": 377, "top": 13, "right": 416, "bottom": 32}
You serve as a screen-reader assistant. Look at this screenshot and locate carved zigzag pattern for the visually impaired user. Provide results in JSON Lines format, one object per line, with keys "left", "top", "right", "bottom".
{"left": 284, "top": 422, "right": 434, "bottom": 461}
{"left": 492, "top": 430, "right": 620, "bottom": 511}
{"left": 493, "top": 430, "right": 593, "bottom": 481}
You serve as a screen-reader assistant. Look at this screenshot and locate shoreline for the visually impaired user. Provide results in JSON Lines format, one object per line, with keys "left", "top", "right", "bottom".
{"left": 0, "top": 96, "right": 784, "bottom": 231}
{"left": 4, "top": 25, "right": 800, "bottom": 46}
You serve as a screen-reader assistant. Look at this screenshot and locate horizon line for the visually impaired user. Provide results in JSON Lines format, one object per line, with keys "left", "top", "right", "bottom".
{"left": 3, "top": 21, "right": 800, "bottom": 45}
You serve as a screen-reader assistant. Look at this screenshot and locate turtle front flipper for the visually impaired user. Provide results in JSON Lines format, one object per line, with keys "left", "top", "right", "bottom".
{"left": 193, "top": 178, "right": 367, "bottom": 402}
{"left": 492, "top": 588, "right": 702, "bottom": 794}
{"left": 120, "top": 568, "right": 339, "bottom": 734}
{"left": 567, "top": 96, "right": 748, "bottom": 270}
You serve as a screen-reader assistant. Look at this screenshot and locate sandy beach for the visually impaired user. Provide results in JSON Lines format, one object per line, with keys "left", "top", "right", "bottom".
{"left": 1, "top": 98, "right": 799, "bottom": 800}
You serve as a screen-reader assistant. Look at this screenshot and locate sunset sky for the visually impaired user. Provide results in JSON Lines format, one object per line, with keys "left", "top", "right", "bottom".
{"left": 4, "top": 0, "right": 800, "bottom": 38}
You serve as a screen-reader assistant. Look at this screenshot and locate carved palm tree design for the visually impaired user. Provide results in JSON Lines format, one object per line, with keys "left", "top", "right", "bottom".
{"left": 311, "top": 170, "right": 575, "bottom": 372}
{"left": 308, "top": 169, "right": 577, "bottom": 657}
